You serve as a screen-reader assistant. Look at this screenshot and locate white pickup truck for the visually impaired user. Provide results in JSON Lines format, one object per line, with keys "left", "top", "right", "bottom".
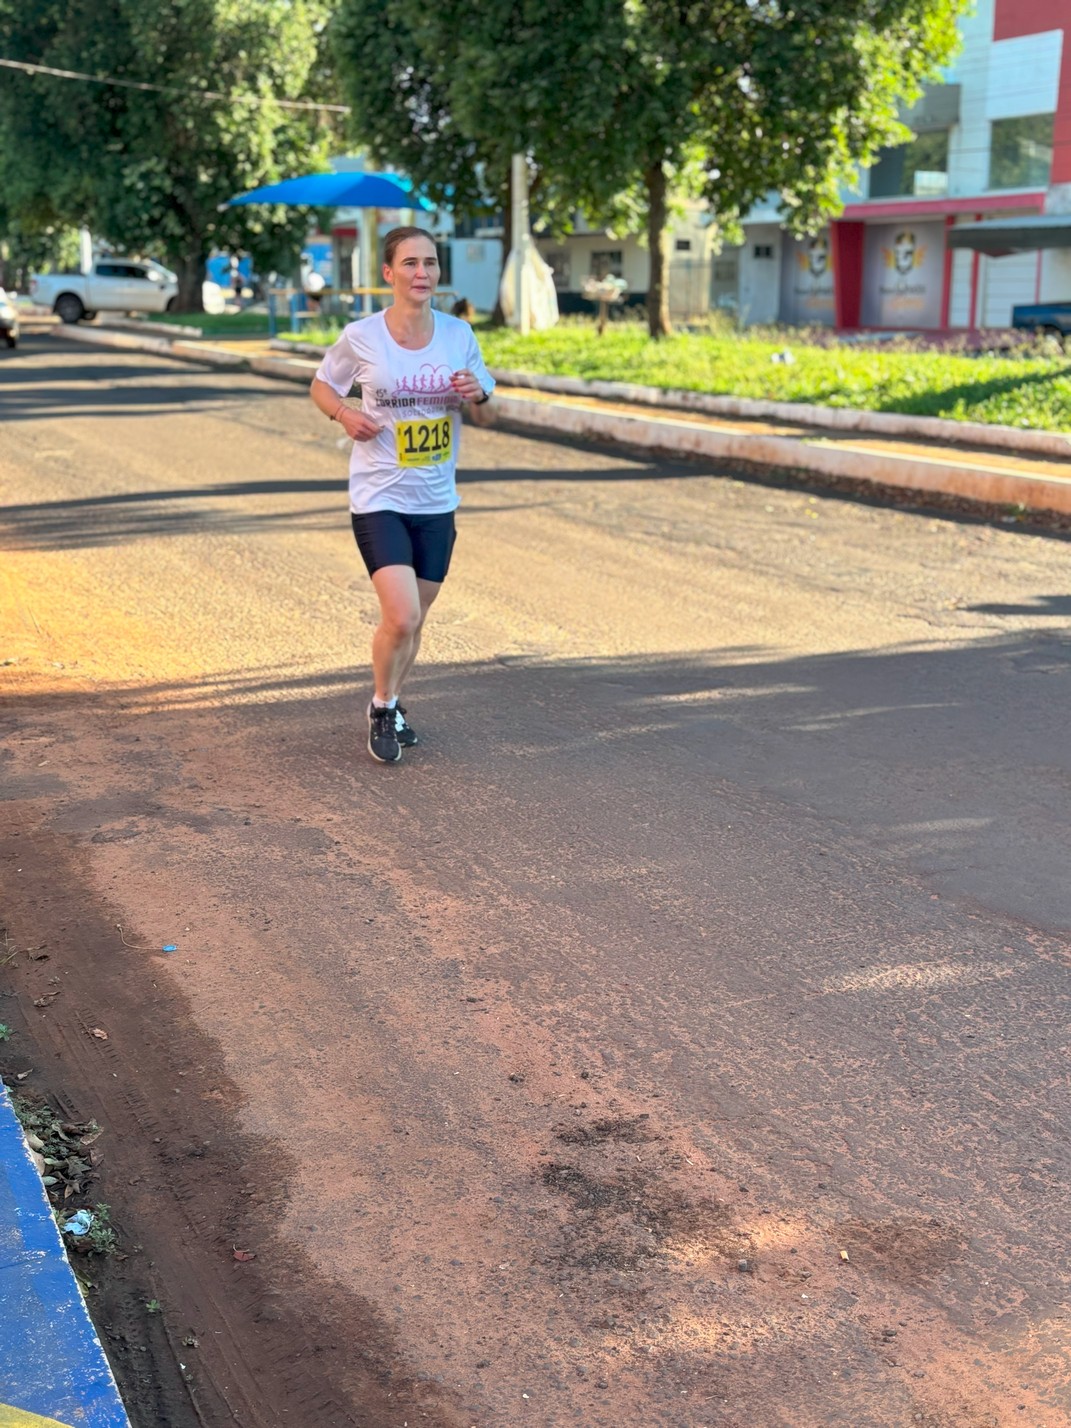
{"left": 30, "top": 258, "right": 180, "bottom": 323}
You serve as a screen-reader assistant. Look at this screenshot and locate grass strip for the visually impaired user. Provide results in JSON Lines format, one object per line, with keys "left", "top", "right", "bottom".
{"left": 291, "top": 318, "right": 1071, "bottom": 432}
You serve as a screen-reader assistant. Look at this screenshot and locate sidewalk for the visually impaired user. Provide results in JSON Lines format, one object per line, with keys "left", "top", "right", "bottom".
{"left": 0, "top": 1087, "right": 131, "bottom": 1428}
{"left": 54, "top": 323, "right": 1071, "bottom": 518}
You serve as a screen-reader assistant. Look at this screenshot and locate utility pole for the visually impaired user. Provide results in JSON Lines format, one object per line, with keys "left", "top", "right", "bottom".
{"left": 511, "top": 153, "right": 531, "bottom": 335}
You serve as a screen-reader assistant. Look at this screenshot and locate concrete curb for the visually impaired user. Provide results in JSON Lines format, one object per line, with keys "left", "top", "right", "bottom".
{"left": 249, "top": 353, "right": 320, "bottom": 381}
{"left": 490, "top": 368, "right": 1071, "bottom": 461}
{"left": 97, "top": 316, "right": 203, "bottom": 340}
{"left": 0, "top": 1086, "right": 131, "bottom": 1428}
{"left": 491, "top": 392, "right": 1071, "bottom": 517}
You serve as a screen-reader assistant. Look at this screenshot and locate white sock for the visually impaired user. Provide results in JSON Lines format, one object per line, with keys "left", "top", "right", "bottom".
{"left": 372, "top": 696, "right": 398, "bottom": 710}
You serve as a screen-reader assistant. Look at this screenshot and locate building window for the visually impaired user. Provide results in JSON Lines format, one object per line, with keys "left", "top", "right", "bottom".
{"left": 753, "top": 243, "right": 774, "bottom": 259}
{"left": 591, "top": 250, "right": 623, "bottom": 280}
{"left": 545, "top": 250, "right": 571, "bottom": 290}
{"left": 869, "top": 131, "right": 949, "bottom": 199}
{"left": 675, "top": 238, "right": 692, "bottom": 252}
{"left": 989, "top": 114, "right": 1054, "bottom": 190}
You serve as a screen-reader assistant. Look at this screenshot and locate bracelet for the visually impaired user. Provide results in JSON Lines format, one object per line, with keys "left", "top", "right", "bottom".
{"left": 474, "top": 389, "right": 492, "bottom": 405}
{"left": 332, "top": 400, "right": 346, "bottom": 421}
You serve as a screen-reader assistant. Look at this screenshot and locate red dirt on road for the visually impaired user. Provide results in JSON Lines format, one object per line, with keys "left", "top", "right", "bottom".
{"left": 2, "top": 337, "right": 1070, "bottom": 1427}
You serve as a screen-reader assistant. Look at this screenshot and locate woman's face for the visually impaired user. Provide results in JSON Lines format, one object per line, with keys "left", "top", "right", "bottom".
{"left": 384, "top": 238, "right": 440, "bottom": 304}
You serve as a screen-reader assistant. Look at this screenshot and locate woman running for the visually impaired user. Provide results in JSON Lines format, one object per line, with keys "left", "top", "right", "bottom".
{"left": 310, "top": 226, "right": 495, "bottom": 763}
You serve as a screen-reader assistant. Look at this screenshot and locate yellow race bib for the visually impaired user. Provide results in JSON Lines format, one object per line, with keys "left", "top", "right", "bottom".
{"left": 395, "top": 416, "right": 454, "bottom": 467}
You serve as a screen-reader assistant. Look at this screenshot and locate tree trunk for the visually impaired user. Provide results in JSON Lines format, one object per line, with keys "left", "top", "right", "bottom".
{"left": 173, "top": 251, "right": 207, "bottom": 313}
{"left": 645, "top": 161, "right": 672, "bottom": 339}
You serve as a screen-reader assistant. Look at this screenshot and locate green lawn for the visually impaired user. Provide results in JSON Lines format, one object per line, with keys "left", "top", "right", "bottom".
{"left": 292, "top": 319, "right": 1071, "bottom": 432}
{"left": 133, "top": 310, "right": 272, "bottom": 337}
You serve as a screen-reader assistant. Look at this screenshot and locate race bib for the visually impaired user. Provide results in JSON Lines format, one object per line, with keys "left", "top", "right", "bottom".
{"left": 395, "top": 416, "right": 454, "bottom": 467}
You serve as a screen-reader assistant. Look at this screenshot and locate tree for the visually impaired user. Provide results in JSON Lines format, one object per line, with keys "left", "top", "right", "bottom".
{"left": 330, "top": 0, "right": 967, "bottom": 337}
{"left": 0, "top": 0, "right": 336, "bottom": 309}
{"left": 329, "top": 0, "right": 644, "bottom": 314}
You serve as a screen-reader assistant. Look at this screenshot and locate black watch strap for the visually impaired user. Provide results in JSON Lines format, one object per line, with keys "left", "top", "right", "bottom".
{"left": 474, "top": 388, "right": 492, "bottom": 405}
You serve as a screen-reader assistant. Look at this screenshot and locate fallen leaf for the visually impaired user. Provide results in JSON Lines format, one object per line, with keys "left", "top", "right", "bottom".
{"left": 233, "top": 1247, "right": 256, "bottom": 1262}
{"left": 33, "top": 992, "right": 60, "bottom": 1007}
{"left": 89, "top": 1028, "right": 109, "bottom": 1040}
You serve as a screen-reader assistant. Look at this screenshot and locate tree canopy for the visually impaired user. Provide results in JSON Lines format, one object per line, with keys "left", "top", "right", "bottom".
{"left": 0, "top": 0, "right": 336, "bottom": 307}
{"left": 331, "top": 0, "right": 968, "bottom": 334}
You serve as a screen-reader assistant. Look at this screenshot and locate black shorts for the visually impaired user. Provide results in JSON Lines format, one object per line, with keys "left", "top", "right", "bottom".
{"left": 350, "top": 509, "right": 457, "bottom": 583}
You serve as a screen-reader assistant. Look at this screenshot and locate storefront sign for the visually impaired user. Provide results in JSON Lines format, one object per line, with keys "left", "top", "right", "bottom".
{"left": 861, "top": 221, "right": 944, "bottom": 328}
{"left": 779, "top": 233, "right": 836, "bottom": 326}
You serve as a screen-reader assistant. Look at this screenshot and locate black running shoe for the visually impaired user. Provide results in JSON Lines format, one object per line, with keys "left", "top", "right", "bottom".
{"left": 394, "top": 703, "right": 418, "bottom": 748}
{"left": 367, "top": 702, "right": 401, "bottom": 763}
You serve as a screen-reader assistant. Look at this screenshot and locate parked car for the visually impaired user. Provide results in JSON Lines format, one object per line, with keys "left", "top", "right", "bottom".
{"left": 1011, "top": 301, "right": 1071, "bottom": 341}
{"left": 0, "top": 287, "right": 19, "bottom": 347}
{"left": 30, "top": 258, "right": 180, "bottom": 323}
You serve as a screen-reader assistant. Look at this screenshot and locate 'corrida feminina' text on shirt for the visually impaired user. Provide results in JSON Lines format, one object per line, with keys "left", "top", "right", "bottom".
{"left": 314, "top": 311, "right": 496, "bottom": 516}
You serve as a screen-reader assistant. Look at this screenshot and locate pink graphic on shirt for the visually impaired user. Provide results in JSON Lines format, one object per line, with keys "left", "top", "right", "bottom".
{"left": 395, "top": 363, "right": 454, "bottom": 396}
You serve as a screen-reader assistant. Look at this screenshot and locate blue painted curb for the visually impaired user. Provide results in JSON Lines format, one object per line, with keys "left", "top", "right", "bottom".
{"left": 0, "top": 1085, "right": 130, "bottom": 1428}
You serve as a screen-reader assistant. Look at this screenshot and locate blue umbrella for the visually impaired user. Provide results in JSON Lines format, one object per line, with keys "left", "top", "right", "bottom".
{"left": 226, "top": 170, "right": 431, "bottom": 210}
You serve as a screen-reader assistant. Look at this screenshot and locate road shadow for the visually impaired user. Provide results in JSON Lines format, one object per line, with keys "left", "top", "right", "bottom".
{"left": 0, "top": 467, "right": 696, "bottom": 550}
{"left": 5, "top": 628, "right": 1068, "bottom": 938}
{"left": 968, "top": 593, "right": 1071, "bottom": 616}
{"left": 0, "top": 478, "right": 349, "bottom": 549}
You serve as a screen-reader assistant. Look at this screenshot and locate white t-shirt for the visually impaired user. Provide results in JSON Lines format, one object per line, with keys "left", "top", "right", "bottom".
{"left": 315, "top": 309, "right": 495, "bottom": 515}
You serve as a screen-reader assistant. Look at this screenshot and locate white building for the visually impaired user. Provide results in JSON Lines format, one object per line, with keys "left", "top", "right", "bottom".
{"left": 739, "top": 0, "right": 1071, "bottom": 332}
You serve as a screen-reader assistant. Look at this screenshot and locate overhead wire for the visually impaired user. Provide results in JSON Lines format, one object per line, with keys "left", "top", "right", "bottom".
{"left": 0, "top": 56, "right": 351, "bottom": 113}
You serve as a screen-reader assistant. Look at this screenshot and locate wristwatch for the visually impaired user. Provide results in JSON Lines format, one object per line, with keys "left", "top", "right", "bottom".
{"left": 474, "top": 388, "right": 492, "bottom": 405}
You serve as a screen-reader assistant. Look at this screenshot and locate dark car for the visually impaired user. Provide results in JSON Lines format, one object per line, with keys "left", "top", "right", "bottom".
{"left": 0, "top": 287, "right": 18, "bottom": 348}
{"left": 1011, "top": 300, "right": 1071, "bottom": 341}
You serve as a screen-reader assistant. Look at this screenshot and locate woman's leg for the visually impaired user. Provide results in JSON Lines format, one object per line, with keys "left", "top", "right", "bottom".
{"left": 395, "top": 578, "right": 442, "bottom": 695}
{"left": 370, "top": 565, "right": 424, "bottom": 703}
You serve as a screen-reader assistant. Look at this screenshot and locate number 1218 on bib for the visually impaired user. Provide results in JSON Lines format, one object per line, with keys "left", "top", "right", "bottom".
{"left": 395, "top": 416, "right": 454, "bottom": 467}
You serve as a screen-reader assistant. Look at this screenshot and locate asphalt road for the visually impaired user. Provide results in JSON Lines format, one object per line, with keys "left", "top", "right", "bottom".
{"left": 2, "top": 329, "right": 1070, "bottom": 1428}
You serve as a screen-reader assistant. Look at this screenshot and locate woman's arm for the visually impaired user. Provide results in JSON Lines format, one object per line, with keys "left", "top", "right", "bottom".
{"left": 468, "top": 391, "right": 496, "bottom": 429}
{"left": 309, "top": 376, "right": 382, "bottom": 442}
{"left": 450, "top": 368, "right": 495, "bottom": 428}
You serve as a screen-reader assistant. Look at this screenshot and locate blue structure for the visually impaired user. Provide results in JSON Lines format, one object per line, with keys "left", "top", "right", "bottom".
{"left": 226, "top": 170, "right": 430, "bottom": 211}
{"left": 205, "top": 254, "right": 255, "bottom": 288}
{"left": 0, "top": 1087, "right": 130, "bottom": 1428}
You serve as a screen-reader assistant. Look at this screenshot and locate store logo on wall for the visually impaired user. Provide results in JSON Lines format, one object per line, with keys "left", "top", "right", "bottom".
{"left": 779, "top": 232, "right": 836, "bottom": 326}
{"left": 883, "top": 230, "right": 927, "bottom": 278}
{"left": 862, "top": 220, "right": 943, "bottom": 328}
{"left": 800, "top": 235, "right": 831, "bottom": 280}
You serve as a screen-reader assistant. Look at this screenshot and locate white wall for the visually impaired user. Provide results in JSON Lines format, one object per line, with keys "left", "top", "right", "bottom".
{"left": 980, "top": 250, "right": 1039, "bottom": 326}
{"left": 1039, "top": 247, "right": 1071, "bottom": 302}
{"left": 738, "top": 225, "right": 782, "bottom": 326}
{"left": 448, "top": 238, "right": 502, "bottom": 314}
{"left": 947, "top": 246, "right": 975, "bottom": 326}
{"left": 944, "top": 0, "right": 994, "bottom": 197}
{"left": 536, "top": 233, "right": 650, "bottom": 292}
{"left": 946, "top": 4, "right": 1062, "bottom": 197}
{"left": 986, "top": 31, "right": 1062, "bottom": 122}
{"left": 535, "top": 205, "right": 713, "bottom": 299}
